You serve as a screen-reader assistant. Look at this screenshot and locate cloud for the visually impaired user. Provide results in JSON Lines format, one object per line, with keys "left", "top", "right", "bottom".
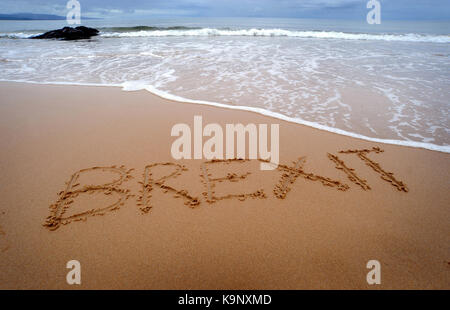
{"left": 0, "top": 0, "right": 448, "bottom": 20}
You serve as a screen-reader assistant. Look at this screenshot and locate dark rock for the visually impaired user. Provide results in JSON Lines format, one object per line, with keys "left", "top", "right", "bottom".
{"left": 31, "top": 26, "right": 99, "bottom": 40}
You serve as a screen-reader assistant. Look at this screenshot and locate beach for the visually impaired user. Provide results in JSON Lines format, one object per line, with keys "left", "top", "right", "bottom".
{"left": 0, "top": 81, "right": 448, "bottom": 289}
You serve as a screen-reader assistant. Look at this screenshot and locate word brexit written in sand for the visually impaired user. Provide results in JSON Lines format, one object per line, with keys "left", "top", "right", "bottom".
{"left": 43, "top": 147, "right": 408, "bottom": 231}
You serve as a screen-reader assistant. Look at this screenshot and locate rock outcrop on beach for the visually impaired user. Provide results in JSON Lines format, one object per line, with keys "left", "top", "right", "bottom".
{"left": 31, "top": 26, "right": 99, "bottom": 40}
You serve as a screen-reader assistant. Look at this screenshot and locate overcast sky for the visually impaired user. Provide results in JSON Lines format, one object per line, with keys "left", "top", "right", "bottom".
{"left": 1, "top": 0, "right": 449, "bottom": 20}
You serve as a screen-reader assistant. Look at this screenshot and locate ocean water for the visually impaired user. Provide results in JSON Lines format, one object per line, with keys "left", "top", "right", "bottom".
{"left": 0, "top": 18, "right": 449, "bottom": 152}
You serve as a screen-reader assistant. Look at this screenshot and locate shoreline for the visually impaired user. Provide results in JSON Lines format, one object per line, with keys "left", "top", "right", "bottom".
{"left": 2, "top": 79, "right": 449, "bottom": 154}
{"left": 2, "top": 28, "right": 450, "bottom": 43}
{"left": 0, "top": 81, "right": 449, "bottom": 289}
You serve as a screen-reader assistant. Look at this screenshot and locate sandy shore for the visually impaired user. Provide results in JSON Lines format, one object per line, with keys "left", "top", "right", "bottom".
{"left": 0, "top": 81, "right": 448, "bottom": 289}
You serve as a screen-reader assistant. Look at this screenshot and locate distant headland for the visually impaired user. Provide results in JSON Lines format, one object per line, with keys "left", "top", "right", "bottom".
{"left": 0, "top": 13, "right": 98, "bottom": 20}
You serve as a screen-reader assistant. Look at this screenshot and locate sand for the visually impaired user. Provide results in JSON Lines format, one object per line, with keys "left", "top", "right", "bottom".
{"left": 0, "top": 81, "right": 448, "bottom": 289}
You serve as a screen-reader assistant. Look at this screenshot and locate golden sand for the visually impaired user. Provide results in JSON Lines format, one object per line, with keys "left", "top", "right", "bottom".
{"left": 0, "top": 82, "right": 448, "bottom": 289}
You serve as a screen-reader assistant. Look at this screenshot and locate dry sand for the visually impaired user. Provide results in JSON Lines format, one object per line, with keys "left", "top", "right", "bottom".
{"left": 0, "top": 81, "right": 448, "bottom": 289}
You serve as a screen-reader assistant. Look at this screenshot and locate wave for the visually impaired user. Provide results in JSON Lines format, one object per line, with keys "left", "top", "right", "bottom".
{"left": 101, "top": 25, "right": 201, "bottom": 32}
{"left": 0, "top": 26, "right": 202, "bottom": 38}
{"left": 0, "top": 32, "right": 38, "bottom": 39}
{"left": 122, "top": 81, "right": 450, "bottom": 153}
{"left": 1, "top": 27, "right": 449, "bottom": 43}
{"left": 100, "top": 28, "right": 450, "bottom": 43}
{"left": 2, "top": 78, "right": 448, "bottom": 153}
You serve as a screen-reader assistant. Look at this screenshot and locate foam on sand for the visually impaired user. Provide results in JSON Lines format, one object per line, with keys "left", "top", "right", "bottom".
{"left": 1, "top": 79, "right": 448, "bottom": 154}
{"left": 121, "top": 81, "right": 450, "bottom": 154}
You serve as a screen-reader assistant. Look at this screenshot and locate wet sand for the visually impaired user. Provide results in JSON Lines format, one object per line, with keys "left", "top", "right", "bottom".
{"left": 0, "top": 81, "right": 448, "bottom": 289}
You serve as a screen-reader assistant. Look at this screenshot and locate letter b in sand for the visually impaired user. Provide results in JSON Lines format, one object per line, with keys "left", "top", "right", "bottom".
{"left": 66, "top": 260, "right": 81, "bottom": 285}
{"left": 366, "top": 260, "right": 381, "bottom": 285}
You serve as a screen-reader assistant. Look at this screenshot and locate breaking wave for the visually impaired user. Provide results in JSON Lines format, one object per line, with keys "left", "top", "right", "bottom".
{"left": 99, "top": 27, "right": 450, "bottom": 43}
{"left": 1, "top": 27, "right": 449, "bottom": 43}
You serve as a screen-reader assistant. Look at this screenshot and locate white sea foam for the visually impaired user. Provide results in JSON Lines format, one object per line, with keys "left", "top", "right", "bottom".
{"left": 131, "top": 81, "right": 450, "bottom": 153}
{"left": 139, "top": 51, "right": 164, "bottom": 58}
{"left": 0, "top": 32, "right": 38, "bottom": 39}
{"left": 1, "top": 28, "right": 449, "bottom": 43}
{"left": 100, "top": 28, "right": 450, "bottom": 43}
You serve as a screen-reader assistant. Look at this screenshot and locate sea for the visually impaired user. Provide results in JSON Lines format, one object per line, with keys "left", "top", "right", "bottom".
{"left": 0, "top": 17, "right": 449, "bottom": 152}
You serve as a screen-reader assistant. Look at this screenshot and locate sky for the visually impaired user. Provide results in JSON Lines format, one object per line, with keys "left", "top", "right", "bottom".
{"left": 0, "top": 0, "right": 449, "bottom": 20}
